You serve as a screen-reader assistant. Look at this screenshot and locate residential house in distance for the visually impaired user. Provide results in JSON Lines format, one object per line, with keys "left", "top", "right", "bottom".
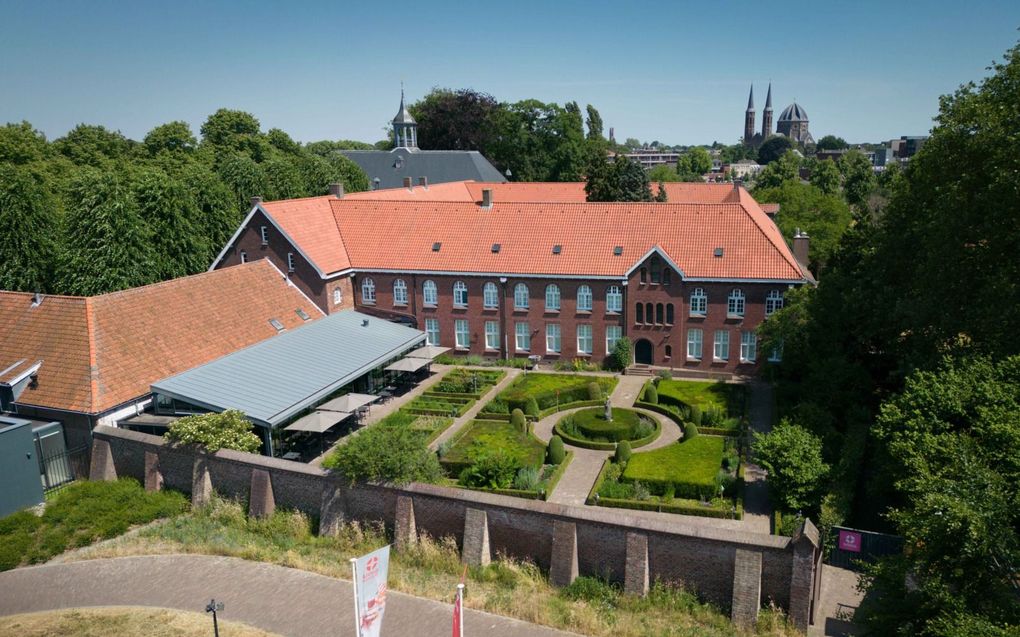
{"left": 0, "top": 260, "right": 322, "bottom": 449}
{"left": 212, "top": 180, "right": 811, "bottom": 374}
{"left": 339, "top": 91, "right": 506, "bottom": 190}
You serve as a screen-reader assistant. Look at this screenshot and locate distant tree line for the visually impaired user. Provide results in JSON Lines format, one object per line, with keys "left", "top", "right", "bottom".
{"left": 0, "top": 110, "right": 369, "bottom": 295}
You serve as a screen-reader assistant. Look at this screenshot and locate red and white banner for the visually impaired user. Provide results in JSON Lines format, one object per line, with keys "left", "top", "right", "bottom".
{"left": 351, "top": 546, "right": 390, "bottom": 637}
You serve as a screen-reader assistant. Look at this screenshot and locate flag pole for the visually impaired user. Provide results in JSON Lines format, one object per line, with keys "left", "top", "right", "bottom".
{"left": 350, "top": 557, "right": 362, "bottom": 637}
{"left": 456, "top": 583, "right": 465, "bottom": 637}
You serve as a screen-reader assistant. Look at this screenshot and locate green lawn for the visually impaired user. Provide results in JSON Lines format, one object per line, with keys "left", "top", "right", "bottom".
{"left": 432, "top": 369, "right": 505, "bottom": 395}
{"left": 482, "top": 373, "right": 617, "bottom": 414}
{"left": 656, "top": 380, "right": 742, "bottom": 415}
{"left": 623, "top": 436, "right": 724, "bottom": 499}
{"left": 440, "top": 420, "right": 546, "bottom": 473}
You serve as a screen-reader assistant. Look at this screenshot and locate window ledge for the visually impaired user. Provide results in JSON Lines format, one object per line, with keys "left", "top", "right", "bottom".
{"left": 513, "top": 307, "right": 529, "bottom": 313}
{"left": 545, "top": 309, "right": 560, "bottom": 314}
{"left": 575, "top": 309, "right": 591, "bottom": 315}
{"left": 423, "top": 303, "right": 437, "bottom": 309}
{"left": 393, "top": 302, "right": 408, "bottom": 307}
{"left": 687, "top": 357, "right": 701, "bottom": 363}
{"left": 482, "top": 306, "right": 499, "bottom": 311}
{"left": 545, "top": 352, "right": 561, "bottom": 357}
{"left": 362, "top": 301, "right": 376, "bottom": 306}
{"left": 606, "top": 310, "right": 620, "bottom": 316}
{"left": 455, "top": 347, "right": 471, "bottom": 352}
{"left": 689, "top": 313, "right": 706, "bottom": 319}
{"left": 576, "top": 352, "right": 592, "bottom": 358}
{"left": 726, "top": 314, "right": 744, "bottom": 320}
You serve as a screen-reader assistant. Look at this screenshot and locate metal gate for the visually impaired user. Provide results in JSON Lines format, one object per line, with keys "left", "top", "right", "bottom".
{"left": 38, "top": 444, "right": 89, "bottom": 494}
{"left": 826, "top": 525, "right": 904, "bottom": 571}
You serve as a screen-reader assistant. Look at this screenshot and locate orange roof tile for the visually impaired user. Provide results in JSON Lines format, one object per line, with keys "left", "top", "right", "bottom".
{"left": 253, "top": 182, "right": 805, "bottom": 283}
{"left": 0, "top": 260, "right": 322, "bottom": 415}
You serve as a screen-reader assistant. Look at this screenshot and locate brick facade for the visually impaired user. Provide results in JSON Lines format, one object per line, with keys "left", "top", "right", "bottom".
{"left": 93, "top": 426, "right": 820, "bottom": 630}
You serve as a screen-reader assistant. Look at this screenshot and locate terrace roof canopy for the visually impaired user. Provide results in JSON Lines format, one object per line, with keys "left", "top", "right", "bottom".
{"left": 151, "top": 310, "right": 424, "bottom": 429}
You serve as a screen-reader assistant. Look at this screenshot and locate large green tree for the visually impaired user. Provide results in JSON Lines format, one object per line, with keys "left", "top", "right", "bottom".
{"left": 54, "top": 124, "right": 136, "bottom": 166}
{"left": 585, "top": 155, "right": 652, "bottom": 202}
{"left": 753, "top": 150, "right": 801, "bottom": 189}
{"left": 808, "top": 159, "right": 841, "bottom": 195}
{"left": 0, "top": 164, "right": 59, "bottom": 291}
{"left": 57, "top": 168, "right": 155, "bottom": 295}
{"left": 0, "top": 121, "right": 49, "bottom": 165}
{"left": 409, "top": 88, "right": 499, "bottom": 153}
{"left": 837, "top": 149, "right": 876, "bottom": 209}
{"left": 676, "top": 147, "right": 711, "bottom": 181}
{"left": 132, "top": 167, "right": 208, "bottom": 279}
{"left": 754, "top": 180, "right": 852, "bottom": 270}
{"left": 756, "top": 135, "right": 793, "bottom": 164}
{"left": 752, "top": 421, "right": 830, "bottom": 512}
{"left": 815, "top": 135, "right": 848, "bottom": 151}
{"left": 143, "top": 121, "right": 197, "bottom": 156}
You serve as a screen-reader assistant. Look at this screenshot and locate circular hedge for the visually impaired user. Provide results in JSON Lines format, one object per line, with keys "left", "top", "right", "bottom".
{"left": 555, "top": 408, "right": 660, "bottom": 450}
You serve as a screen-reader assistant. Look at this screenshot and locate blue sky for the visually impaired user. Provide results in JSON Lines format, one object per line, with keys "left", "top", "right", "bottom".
{"left": 2, "top": 1, "right": 1018, "bottom": 146}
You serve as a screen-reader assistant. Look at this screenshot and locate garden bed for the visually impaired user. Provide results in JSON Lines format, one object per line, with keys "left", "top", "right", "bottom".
{"left": 555, "top": 408, "right": 660, "bottom": 450}
{"left": 439, "top": 419, "right": 547, "bottom": 475}
{"left": 480, "top": 373, "right": 617, "bottom": 418}
{"left": 623, "top": 436, "right": 730, "bottom": 500}
{"left": 455, "top": 451, "right": 575, "bottom": 500}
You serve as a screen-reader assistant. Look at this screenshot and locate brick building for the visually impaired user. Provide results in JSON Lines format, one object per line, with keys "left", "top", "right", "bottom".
{"left": 212, "top": 181, "right": 810, "bottom": 373}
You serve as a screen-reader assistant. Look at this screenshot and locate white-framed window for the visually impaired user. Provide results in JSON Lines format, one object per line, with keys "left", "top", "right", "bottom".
{"left": 485, "top": 321, "right": 500, "bottom": 350}
{"left": 727, "top": 289, "right": 745, "bottom": 318}
{"left": 361, "top": 278, "right": 375, "bottom": 304}
{"left": 606, "top": 325, "right": 622, "bottom": 353}
{"left": 690, "top": 288, "right": 707, "bottom": 316}
{"left": 687, "top": 328, "right": 703, "bottom": 360}
{"left": 453, "top": 281, "right": 468, "bottom": 307}
{"left": 577, "top": 324, "right": 593, "bottom": 355}
{"left": 765, "top": 289, "right": 784, "bottom": 316}
{"left": 740, "top": 331, "right": 757, "bottom": 362}
{"left": 546, "top": 324, "right": 561, "bottom": 353}
{"left": 606, "top": 285, "right": 622, "bottom": 313}
{"left": 483, "top": 282, "right": 499, "bottom": 308}
{"left": 769, "top": 340, "right": 784, "bottom": 362}
{"left": 393, "top": 279, "right": 408, "bottom": 305}
{"left": 259, "top": 226, "right": 268, "bottom": 245}
{"left": 240, "top": 251, "right": 247, "bottom": 264}
{"left": 455, "top": 319, "right": 470, "bottom": 349}
{"left": 515, "top": 322, "right": 530, "bottom": 351}
{"left": 332, "top": 288, "right": 342, "bottom": 306}
{"left": 576, "top": 285, "right": 593, "bottom": 312}
{"left": 425, "top": 318, "right": 440, "bottom": 346}
{"left": 545, "top": 284, "right": 561, "bottom": 311}
{"left": 514, "top": 283, "right": 529, "bottom": 310}
{"left": 714, "top": 330, "right": 730, "bottom": 361}
{"left": 287, "top": 252, "right": 295, "bottom": 272}
{"left": 423, "top": 280, "right": 438, "bottom": 306}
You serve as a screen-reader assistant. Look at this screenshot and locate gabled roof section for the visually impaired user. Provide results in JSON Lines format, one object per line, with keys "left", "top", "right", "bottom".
{"left": 0, "top": 260, "right": 323, "bottom": 415}
{"left": 339, "top": 148, "right": 507, "bottom": 190}
{"left": 258, "top": 198, "right": 353, "bottom": 276}
{"left": 625, "top": 245, "right": 686, "bottom": 279}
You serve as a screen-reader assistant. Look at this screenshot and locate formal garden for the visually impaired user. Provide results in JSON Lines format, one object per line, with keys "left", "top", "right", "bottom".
{"left": 401, "top": 368, "right": 505, "bottom": 419}
{"left": 479, "top": 372, "right": 618, "bottom": 419}
{"left": 636, "top": 376, "right": 746, "bottom": 436}
{"left": 554, "top": 406, "right": 660, "bottom": 450}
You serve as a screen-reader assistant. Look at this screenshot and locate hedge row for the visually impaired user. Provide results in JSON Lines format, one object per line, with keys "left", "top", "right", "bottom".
{"left": 554, "top": 413, "right": 661, "bottom": 450}
{"left": 595, "top": 496, "right": 744, "bottom": 520}
{"left": 635, "top": 401, "right": 738, "bottom": 438}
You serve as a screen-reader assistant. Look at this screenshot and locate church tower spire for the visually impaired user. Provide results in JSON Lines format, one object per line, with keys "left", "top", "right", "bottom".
{"left": 761, "top": 82, "right": 774, "bottom": 138}
{"left": 743, "top": 84, "right": 756, "bottom": 145}
{"left": 392, "top": 84, "right": 418, "bottom": 149}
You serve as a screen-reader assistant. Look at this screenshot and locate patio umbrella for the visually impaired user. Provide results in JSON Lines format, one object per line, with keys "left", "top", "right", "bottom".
{"left": 284, "top": 411, "right": 352, "bottom": 456}
{"left": 317, "top": 392, "right": 379, "bottom": 413}
{"left": 405, "top": 345, "right": 451, "bottom": 360}
{"left": 384, "top": 357, "right": 432, "bottom": 373}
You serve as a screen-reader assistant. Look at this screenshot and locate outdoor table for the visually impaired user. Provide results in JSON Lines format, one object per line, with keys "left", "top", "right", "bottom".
{"left": 281, "top": 451, "right": 301, "bottom": 461}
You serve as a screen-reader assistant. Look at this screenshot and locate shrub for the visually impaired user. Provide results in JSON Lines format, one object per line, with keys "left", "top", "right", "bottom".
{"left": 615, "top": 440, "right": 632, "bottom": 465}
{"left": 598, "top": 478, "right": 634, "bottom": 499}
{"left": 703, "top": 406, "right": 725, "bottom": 427}
{"left": 634, "top": 420, "right": 655, "bottom": 439}
{"left": 547, "top": 435, "right": 566, "bottom": 464}
{"left": 459, "top": 452, "right": 521, "bottom": 489}
{"left": 436, "top": 440, "right": 453, "bottom": 459}
{"left": 513, "top": 466, "right": 541, "bottom": 491}
{"left": 606, "top": 337, "right": 632, "bottom": 371}
{"left": 656, "top": 369, "right": 672, "bottom": 382}
{"left": 524, "top": 396, "right": 540, "bottom": 418}
{"left": 633, "top": 482, "right": 651, "bottom": 501}
{"left": 165, "top": 409, "right": 261, "bottom": 453}
{"left": 752, "top": 421, "right": 829, "bottom": 511}
{"left": 587, "top": 381, "right": 603, "bottom": 401}
{"left": 715, "top": 470, "right": 737, "bottom": 498}
{"left": 684, "top": 422, "right": 699, "bottom": 439}
{"left": 644, "top": 383, "right": 659, "bottom": 404}
{"left": 510, "top": 408, "right": 527, "bottom": 433}
{"left": 561, "top": 576, "right": 620, "bottom": 606}
{"left": 324, "top": 424, "right": 443, "bottom": 485}
{"left": 689, "top": 405, "right": 703, "bottom": 426}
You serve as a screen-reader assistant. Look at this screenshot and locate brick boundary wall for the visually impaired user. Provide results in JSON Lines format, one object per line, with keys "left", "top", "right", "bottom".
{"left": 91, "top": 426, "right": 819, "bottom": 630}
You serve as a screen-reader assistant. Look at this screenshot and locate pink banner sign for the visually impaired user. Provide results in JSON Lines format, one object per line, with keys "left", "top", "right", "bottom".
{"left": 838, "top": 530, "right": 862, "bottom": 553}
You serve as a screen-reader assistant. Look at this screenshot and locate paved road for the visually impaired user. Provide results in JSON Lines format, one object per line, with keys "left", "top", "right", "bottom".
{"left": 0, "top": 555, "right": 574, "bottom": 637}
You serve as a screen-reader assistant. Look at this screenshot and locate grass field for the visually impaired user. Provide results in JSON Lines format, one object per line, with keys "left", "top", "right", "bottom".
{"left": 0, "top": 607, "right": 276, "bottom": 637}
{"left": 482, "top": 373, "right": 617, "bottom": 414}
{"left": 440, "top": 420, "right": 546, "bottom": 471}
{"left": 623, "top": 436, "right": 725, "bottom": 498}
{"left": 67, "top": 498, "right": 798, "bottom": 637}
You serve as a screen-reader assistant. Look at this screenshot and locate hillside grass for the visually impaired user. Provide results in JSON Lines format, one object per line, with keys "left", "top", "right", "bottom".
{"left": 0, "top": 607, "right": 277, "bottom": 637}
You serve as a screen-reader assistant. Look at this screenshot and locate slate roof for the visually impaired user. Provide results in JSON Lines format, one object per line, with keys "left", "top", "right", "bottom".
{"left": 257, "top": 182, "right": 806, "bottom": 282}
{"left": 0, "top": 260, "right": 322, "bottom": 415}
{"left": 151, "top": 310, "right": 424, "bottom": 427}
{"left": 339, "top": 148, "right": 506, "bottom": 190}
{"left": 778, "top": 103, "right": 809, "bottom": 122}
{"left": 341, "top": 181, "right": 740, "bottom": 204}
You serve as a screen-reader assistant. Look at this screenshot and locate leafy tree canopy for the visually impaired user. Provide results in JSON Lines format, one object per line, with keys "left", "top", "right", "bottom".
{"left": 144, "top": 121, "right": 197, "bottom": 156}
{"left": 752, "top": 421, "right": 829, "bottom": 512}
{"left": 815, "top": 135, "right": 848, "bottom": 151}
{"left": 0, "top": 121, "right": 49, "bottom": 165}
{"left": 808, "top": 158, "right": 841, "bottom": 196}
{"left": 647, "top": 164, "right": 681, "bottom": 183}
{"left": 754, "top": 180, "right": 852, "bottom": 270}
{"left": 836, "top": 149, "right": 876, "bottom": 209}
{"left": 756, "top": 135, "right": 793, "bottom": 164}
{"left": 165, "top": 409, "right": 262, "bottom": 453}
{"left": 676, "top": 147, "right": 711, "bottom": 181}
{"left": 324, "top": 423, "right": 443, "bottom": 485}
{"left": 753, "top": 150, "right": 801, "bottom": 190}
{"left": 0, "top": 164, "right": 58, "bottom": 291}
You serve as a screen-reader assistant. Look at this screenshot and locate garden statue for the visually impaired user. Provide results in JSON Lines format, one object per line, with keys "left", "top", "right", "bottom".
{"left": 604, "top": 396, "right": 612, "bottom": 421}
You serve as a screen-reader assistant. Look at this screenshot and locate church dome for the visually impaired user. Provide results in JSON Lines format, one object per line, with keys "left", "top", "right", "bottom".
{"left": 778, "top": 103, "right": 808, "bottom": 122}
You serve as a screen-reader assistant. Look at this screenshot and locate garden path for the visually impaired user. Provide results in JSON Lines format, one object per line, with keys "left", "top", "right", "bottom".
{"left": 739, "top": 381, "right": 774, "bottom": 534}
{"left": 428, "top": 368, "right": 523, "bottom": 450}
{"left": 0, "top": 555, "right": 574, "bottom": 637}
{"left": 534, "top": 375, "right": 681, "bottom": 506}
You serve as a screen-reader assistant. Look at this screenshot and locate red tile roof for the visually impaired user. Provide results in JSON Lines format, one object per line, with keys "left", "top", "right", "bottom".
{"left": 0, "top": 260, "right": 322, "bottom": 415}
{"left": 258, "top": 182, "right": 806, "bottom": 282}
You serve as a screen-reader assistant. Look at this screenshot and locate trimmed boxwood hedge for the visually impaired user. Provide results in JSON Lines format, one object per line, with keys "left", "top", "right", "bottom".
{"left": 623, "top": 436, "right": 725, "bottom": 500}
{"left": 636, "top": 401, "right": 740, "bottom": 437}
{"left": 458, "top": 451, "right": 574, "bottom": 501}
{"left": 482, "top": 373, "right": 617, "bottom": 415}
{"left": 555, "top": 408, "right": 661, "bottom": 450}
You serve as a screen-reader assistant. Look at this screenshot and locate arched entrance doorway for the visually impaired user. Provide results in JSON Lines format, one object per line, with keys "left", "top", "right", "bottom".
{"left": 634, "top": 338, "right": 653, "bottom": 365}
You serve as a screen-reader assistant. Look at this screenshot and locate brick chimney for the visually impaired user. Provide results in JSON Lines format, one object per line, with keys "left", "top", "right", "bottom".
{"left": 418, "top": 176, "right": 428, "bottom": 188}
{"left": 481, "top": 188, "right": 493, "bottom": 209}
{"left": 403, "top": 177, "right": 413, "bottom": 190}
{"left": 792, "top": 228, "right": 810, "bottom": 268}
{"left": 328, "top": 182, "right": 344, "bottom": 198}
{"left": 250, "top": 196, "right": 263, "bottom": 207}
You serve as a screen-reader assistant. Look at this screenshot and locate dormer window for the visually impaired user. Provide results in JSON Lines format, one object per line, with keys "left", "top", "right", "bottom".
{"left": 260, "top": 226, "right": 269, "bottom": 245}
